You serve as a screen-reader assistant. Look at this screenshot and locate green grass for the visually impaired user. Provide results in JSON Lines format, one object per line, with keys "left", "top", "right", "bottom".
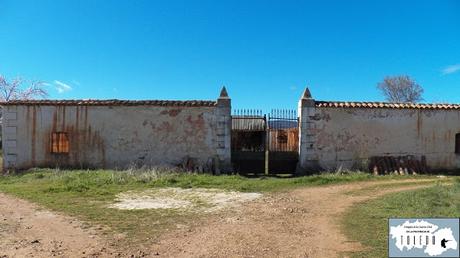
{"left": 0, "top": 168, "right": 432, "bottom": 193}
{"left": 0, "top": 168, "right": 440, "bottom": 246}
{"left": 343, "top": 179, "right": 440, "bottom": 196}
{"left": 341, "top": 179, "right": 460, "bottom": 258}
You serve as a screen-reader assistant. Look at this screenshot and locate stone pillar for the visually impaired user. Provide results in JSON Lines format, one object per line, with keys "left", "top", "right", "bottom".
{"left": 297, "top": 87, "right": 320, "bottom": 175}
{"left": 2, "top": 105, "right": 19, "bottom": 172}
{"left": 215, "top": 86, "right": 232, "bottom": 174}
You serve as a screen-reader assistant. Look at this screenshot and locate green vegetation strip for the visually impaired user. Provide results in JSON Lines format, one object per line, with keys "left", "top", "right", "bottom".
{"left": 344, "top": 179, "right": 441, "bottom": 196}
{"left": 341, "top": 179, "right": 460, "bottom": 258}
{"left": 0, "top": 168, "right": 440, "bottom": 246}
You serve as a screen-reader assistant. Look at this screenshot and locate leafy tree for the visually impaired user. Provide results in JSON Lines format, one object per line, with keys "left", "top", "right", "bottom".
{"left": 377, "top": 75, "right": 423, "bottom": 103}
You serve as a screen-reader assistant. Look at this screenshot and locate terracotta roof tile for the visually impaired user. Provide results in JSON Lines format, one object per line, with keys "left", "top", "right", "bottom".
{"left": 315, "top": 101, "right": 460, "bottom": 110}
{"left": 0, "top": 99, "right": 217, "bottom": 107}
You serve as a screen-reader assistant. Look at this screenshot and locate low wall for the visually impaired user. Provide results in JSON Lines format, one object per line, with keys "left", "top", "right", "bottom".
{"left": 2, "top": 97, "right": 231, "bottom": 172}
{"left": 298, "top": 93, "right": 460, "bottom": 172}
{"left": 314, "top": 108, "right": 460, "bottom": 170}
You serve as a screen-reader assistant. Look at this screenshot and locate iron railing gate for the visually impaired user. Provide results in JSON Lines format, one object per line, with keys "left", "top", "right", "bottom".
{"left": 231, "top": 110, "right": 266, "bottom": 175}
{"left": 267, "top": 109, "right": 299, "bottom": 174}
{"left": 231, "top": 109, "right": 299, "bottom": 175}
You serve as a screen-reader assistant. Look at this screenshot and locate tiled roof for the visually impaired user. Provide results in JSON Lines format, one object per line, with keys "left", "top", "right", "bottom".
{"left": 0, "top": 99, "right": 217, "bottom": 107}
{"left": 315, "top": 101, "right": 460, "bottom": 110}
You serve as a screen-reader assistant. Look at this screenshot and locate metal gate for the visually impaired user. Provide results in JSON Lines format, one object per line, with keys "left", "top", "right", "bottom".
{"left": 268, "top": 110, "right": 299, "bottom": 174}
{"left": 231, "top": 109, "right": 299, "bottom": 175}
{"left": 231, "top": 110, "right": 266, "bottom": 175}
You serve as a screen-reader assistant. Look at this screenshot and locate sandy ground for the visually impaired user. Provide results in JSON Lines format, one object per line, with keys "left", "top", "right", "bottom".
{"left": 151, "top": 179, "right": 436, "bottom": 258}
{"left": 0, "top": 193, "right": 125, "bottom": 258}
{"left": 0, "top": 179, "right": 436, "bottom": 258}
{"left": 109, "top": 188, "right": 262, "bottom": 212}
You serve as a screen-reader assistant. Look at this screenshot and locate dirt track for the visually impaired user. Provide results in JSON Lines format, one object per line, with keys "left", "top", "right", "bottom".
{"left": 0, "top": 179, "right": 437, "bottom": 258}
{"left": 0, "top": 193, "right": 119, "bottom": 257}
{"left": 151, "top": 179, "right": 435, "bottom": 258}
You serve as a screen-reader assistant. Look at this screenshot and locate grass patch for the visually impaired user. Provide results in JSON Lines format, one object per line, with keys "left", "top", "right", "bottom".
{"left": 343, "top": 179, "right": 442, "bottom": 196}
{"left": 342, "top": 179, "right": 460, "bottom": 258}
{"left": 0, "top": 168, "right": 440, "bottom": 246}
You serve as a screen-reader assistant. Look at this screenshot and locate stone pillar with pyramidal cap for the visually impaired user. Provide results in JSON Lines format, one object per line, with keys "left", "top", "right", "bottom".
{"left": 215, "top": 86, "right": 232, "bottom": 174}
{"left": 297, "top": 86, "right": 320, "bottom": 174}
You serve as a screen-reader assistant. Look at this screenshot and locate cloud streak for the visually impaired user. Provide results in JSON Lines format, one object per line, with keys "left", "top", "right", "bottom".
{"left": 54, "top": 80, "right": 73, "bottom": 93}
{"left": 441, "top": 64, "right": 460, "bottom": 75}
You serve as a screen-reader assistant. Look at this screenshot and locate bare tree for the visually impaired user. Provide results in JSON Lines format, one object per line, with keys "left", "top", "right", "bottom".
{"left": 0, "top": 75, "right": 48, "bottom": 101}
{"left": 0, "top": 75, "right": 48, "bottom": 146}
{"left": 377, "top": 75, "right": 423, "bottom": 103}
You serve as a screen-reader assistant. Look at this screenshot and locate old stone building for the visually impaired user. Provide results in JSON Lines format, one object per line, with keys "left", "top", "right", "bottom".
{"left": 2, "top": 86, "right": 460, "bottom": 174}
{"left": 298, "top": 88, "right": 460, "bottom": 173}
{"left": 1, "top": 88, "right": 231, "bottom": 173}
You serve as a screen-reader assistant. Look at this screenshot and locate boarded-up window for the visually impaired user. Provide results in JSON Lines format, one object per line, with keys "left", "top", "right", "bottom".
{"left": 51, "top": 132, "right": 69, "bottom": 154}
{"left": 456, "top": 133, "right": 460, "bottom": 154}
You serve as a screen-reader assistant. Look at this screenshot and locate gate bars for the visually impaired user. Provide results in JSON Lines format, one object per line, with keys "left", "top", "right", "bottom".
{"left": 231, "top": 109, "right": 299, "bottom": 174}
{"left": 268, "top": 109, "right": 299, "bottom": 152}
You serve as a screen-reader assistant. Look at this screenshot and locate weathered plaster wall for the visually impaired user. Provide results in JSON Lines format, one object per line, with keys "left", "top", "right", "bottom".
{"left": 302, "top": 106, "right": 460, "bottom": 171}
{"left": 2, "top": 103, "right": 231, "bottom": 172}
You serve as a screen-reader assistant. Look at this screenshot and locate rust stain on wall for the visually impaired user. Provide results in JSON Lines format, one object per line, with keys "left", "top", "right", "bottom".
{"left": 61, "top": 106, "right": 66, "bottom": 130}
{"left": 184, "top": 114, "right": 206, "bottom": 140}
{"left": 74, "top": 107, "right": 81, "bottom": 163}
{"left": 9, "top": 104, "right": 221, "bottom": 171}
{"left": 445, "top": 130, "right": 452, "bottom": 143}
{"left": 39, "top": 106, "right": 107, "bottom": 169}
{"left": 311, "top": 108, "right": 460, "bottom": 171}
{"left": 160, "top": 109, "right": 182, "bottom": 117}
{"left": 187, "top": 114, "right": 205, "bottom": 131}
{"left": 31, "top": 106, "right": 37, "bottom": 167}
{"left": 52, "top": 109, "right": 58, "bottom": 133}
{"left": 157, "top": 121, "right": 173, "bottom": 132}
{"left": 416, "top": 111, "right": 422, "bottom": 138}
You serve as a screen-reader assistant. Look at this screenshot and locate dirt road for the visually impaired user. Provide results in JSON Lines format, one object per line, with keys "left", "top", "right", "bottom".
{"left": 0, "top": 179, "right": 437, "bottom": 258}
{"left": 152, "top": 179, "right": 436, "bottom": 258}
{"left": 0, "top": 193, "right": 117, "bottom": 258}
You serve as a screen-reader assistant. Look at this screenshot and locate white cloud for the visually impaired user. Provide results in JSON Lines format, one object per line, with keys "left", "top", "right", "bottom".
{"left": 441, "top": 64, "right": 460, "bottom": 75}
{"left": 54, "top": 80, "right": 73, "bottom": 93}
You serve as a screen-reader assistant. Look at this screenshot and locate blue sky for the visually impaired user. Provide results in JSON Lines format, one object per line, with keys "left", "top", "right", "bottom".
{"left": 0, "top": 1, "right": 459, "bottom": 110}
